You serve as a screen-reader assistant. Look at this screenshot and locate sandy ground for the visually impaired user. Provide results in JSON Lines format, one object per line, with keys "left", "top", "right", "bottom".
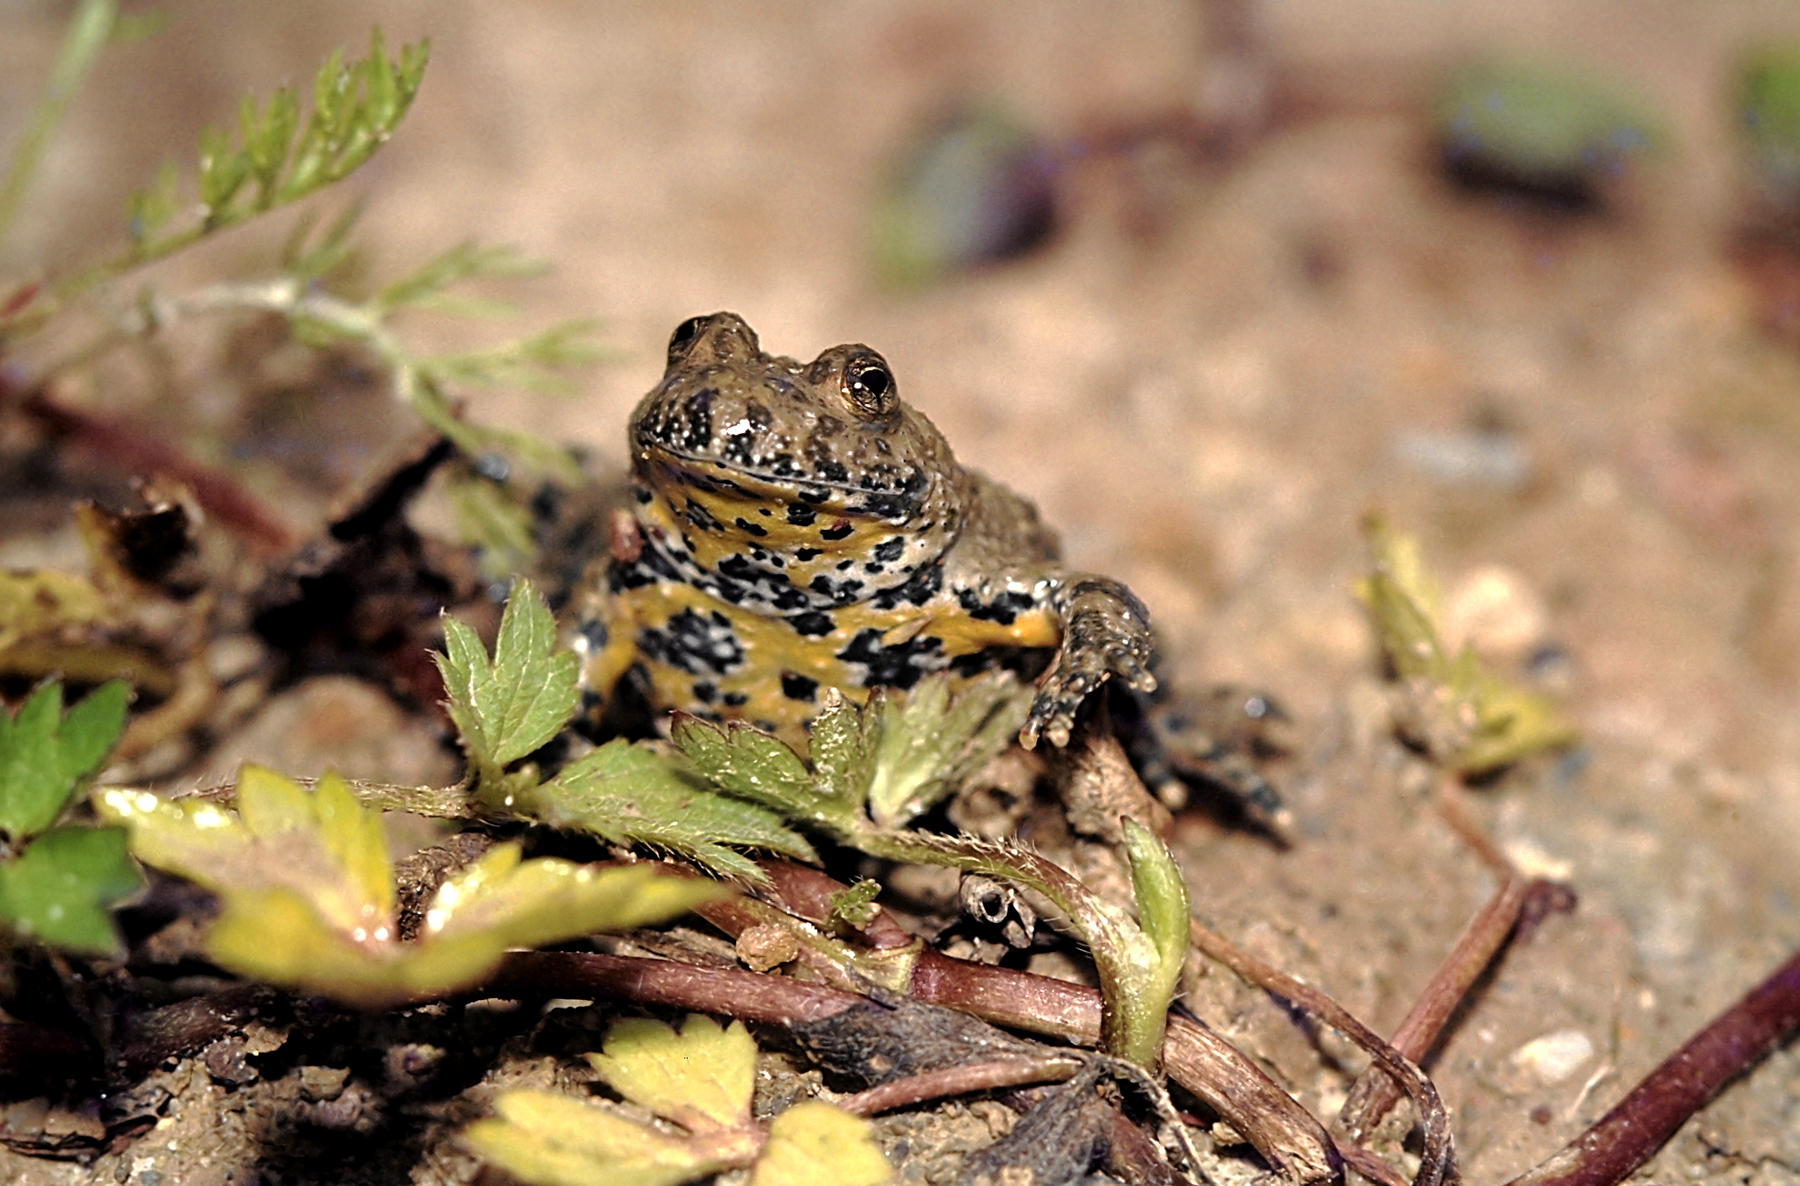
{"left": 3, "top": 2, "right": 1800, "bottom": 1184}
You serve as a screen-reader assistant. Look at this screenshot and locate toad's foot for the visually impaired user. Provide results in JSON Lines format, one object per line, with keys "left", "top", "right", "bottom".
{"left": 1021, "top": 578, "right": 1157, "bottom": 749}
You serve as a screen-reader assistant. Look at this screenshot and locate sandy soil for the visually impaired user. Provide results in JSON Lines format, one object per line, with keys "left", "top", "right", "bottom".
{"left": 3, "top": 2, "right": 1799, "bottom": 1184}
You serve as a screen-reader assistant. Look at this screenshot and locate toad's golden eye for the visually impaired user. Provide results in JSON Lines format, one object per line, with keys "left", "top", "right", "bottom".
{"left": 842, "top": 355, "right": 896, "bottom": 419}
{"left": 667, "top": 315, "right": 708, "bottom": 366}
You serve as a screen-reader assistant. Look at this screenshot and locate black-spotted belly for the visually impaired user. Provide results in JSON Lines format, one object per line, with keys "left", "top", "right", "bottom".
{"left": 621, "top": 581, "right": 1058, "bottom": 742}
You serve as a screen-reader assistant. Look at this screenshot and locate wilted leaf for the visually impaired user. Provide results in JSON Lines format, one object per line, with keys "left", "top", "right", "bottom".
{"left": 0, "top": 680, "right": 129, "bottom": 839}
{"left": 1355, "top": 516, "right": 1575, "bottom": 774}
{"left": 536, "top": 740, "right": 816, "bottom": 882}
{"left": 0, "top": 825, "right": 139, "bottom": 955}
{"left": 96, "top": 767, "right": 718, "bottom": 1007}
{"left": 587, "top": 1015, "right": 754, "bottom": 1133}
{"left": 751, "top": 1103, "right": 890, "bottom": 1186}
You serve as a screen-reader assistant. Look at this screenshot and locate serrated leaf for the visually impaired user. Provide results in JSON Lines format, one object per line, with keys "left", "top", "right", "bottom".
{"left": 0, "top": 825, "right": 139, "bottom": 955}
{"left": 587, "top": 1016, "right": 754, "bottom": 1133}
{"left": 434, "top": 580, "right": 579, "bottom": 797}
{"left": 806, "top": 689, "right": 867, "bottom": 807}
{"left": 421, "top": 844, "right": 721, "bottom": 952}
{"left": 751, "top": 1103, "right": 890, "bottom": 1186}
{"left": 488, "top": 580, "right": 579, "bottom": 764}
{"left": 0, "top": 680, "right": 129, "bottom": 840}
{"left": 860, "top": 672, "right": 1031, "bottom": 827}
{"left": 96, "top": 768, "right": 718, "bottom": 1007}
{"left": 464, "top": 1089, "right": 723, "bottom": 1186}
{"left": 435, "top": 615, "right": 492, "bottom": 766}
{"left": 538, "top": 740, "right": 817, "bottom": 882}
{"left": 668, "top": 716, "right": 834, "bottom": 823}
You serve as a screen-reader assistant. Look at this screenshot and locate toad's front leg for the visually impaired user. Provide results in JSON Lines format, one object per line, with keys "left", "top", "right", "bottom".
{"left": 1022, "top": 576, "right": 1157, "bottom": 749}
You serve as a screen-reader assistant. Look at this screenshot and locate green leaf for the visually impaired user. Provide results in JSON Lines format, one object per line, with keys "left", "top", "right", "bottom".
{"left": 0, "top": 679, "right": 129, "bottom": 840}
{"left": 0, "top": 0, "right": 118, "bottom": 255}
{"left": 433, "top": 580, "right": 579, "bottom": 801}
{"left": 464, "top": 1089, "right": 726, "bottom": 1186}
{"left": 826, "top": 879, "right": 882, "bottom": 931}
{"left": 445, "top": 470, "right": 539, "bottom": 581}
{"left": 95, "top": 768, "right": 719, "bottom": 1008}
{"left": 0, "top": 825, "right": 140, "bottom": 955}
{"left": 423, "top": 319, "right": 610, "bottom": 393}
{"left": 587, "top": 1015, "right": 755, "bottom": 1133}
{"left": 537, "top": 740, "right": 817, "bottom": 882}
{"left": 373, "top": 241, "right": 547, "bottom": 313}
{"left": 668, "top": 716, "right": 838, "bottom": 825}
{"left": 1118, "top": 818, "right": 1190, "bottom": 1067}
{"left": 860, "top": 671, "right": 1031, "bottom": 827}
{"left": 751, "top": 1103, "right": 890, "bottom": 1186}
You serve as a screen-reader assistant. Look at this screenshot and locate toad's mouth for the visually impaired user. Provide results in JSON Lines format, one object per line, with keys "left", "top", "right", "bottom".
{"left": 639, "top": 444, "right": 928, "bottom": 513}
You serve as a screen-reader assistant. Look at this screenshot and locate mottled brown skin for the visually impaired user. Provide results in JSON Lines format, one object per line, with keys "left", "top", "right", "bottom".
{"left": 565, "top": 312, "right": 1155, "bottom": 749}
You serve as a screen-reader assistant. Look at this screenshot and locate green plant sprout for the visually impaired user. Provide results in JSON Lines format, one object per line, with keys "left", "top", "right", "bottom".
{"left": 0, "top": 18, "right": 606, "bottom": 564}
{"left": 94, "top": 765, "right": 720, "bottom": 1008}
{"left": 0, "top": 679, "right": 138, "bottom": 955}
{"left": 465, "top": 1013, "right": 891, "bottom": 1186}
{"left": 1354, "top": 514, "right": 1576, "bottom": 775}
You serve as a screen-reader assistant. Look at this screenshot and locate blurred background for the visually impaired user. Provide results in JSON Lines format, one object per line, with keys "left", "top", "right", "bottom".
{"left": 3, "top": 2, "right": 1800, "bottom": 1180}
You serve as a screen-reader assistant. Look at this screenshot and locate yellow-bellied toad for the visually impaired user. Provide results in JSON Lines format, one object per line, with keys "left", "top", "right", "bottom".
{"left": 565, "top": 312, "right": 1156, "bottom": 750}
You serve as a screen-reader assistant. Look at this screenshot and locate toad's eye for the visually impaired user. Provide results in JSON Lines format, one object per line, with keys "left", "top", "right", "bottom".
{"left": 842, "top": 356, "right": 896, "bottom": 418}
{"left": 667, "top": 316, "right": 708, "bottom": 365}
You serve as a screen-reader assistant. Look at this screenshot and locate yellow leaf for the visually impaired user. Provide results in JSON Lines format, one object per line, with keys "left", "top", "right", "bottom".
{"left": 587, "top": 1015, "right": 755, "bottom": 1133}
{"left": 98, "top": 771, "right": 720, "bottom": 1008}
{"left": 464, "top": 1089, "right": 716, "bottom": 1186}
{"left": 751, "top": 1103, "right": 890, "bottom": 1186}
{"left": 0, "top": 570, "right": 109, "bottom": 653}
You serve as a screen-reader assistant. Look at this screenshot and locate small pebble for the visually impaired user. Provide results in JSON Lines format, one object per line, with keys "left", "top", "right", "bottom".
{"left": 1511, "top": 1028, "right": 1594, "bottom": 1085}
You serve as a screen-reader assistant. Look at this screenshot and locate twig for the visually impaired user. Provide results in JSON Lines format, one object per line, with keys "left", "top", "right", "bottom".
{"left": 1337, "top": 871, "right": 1532, "bottom": 1138}
{"left": 837, "top": 1057, "right": 1082, "bottom": 1116}
{"left": 1504, "top": 945, "right": 1800, "bottom": 1186}
{"left": 1187, "top": 918, "right": 1454, "bottom": 1186}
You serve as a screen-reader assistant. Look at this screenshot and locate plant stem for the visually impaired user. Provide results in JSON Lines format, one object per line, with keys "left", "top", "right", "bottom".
{"left": 0, "top": 0, "right": 117, "bottom": 255}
